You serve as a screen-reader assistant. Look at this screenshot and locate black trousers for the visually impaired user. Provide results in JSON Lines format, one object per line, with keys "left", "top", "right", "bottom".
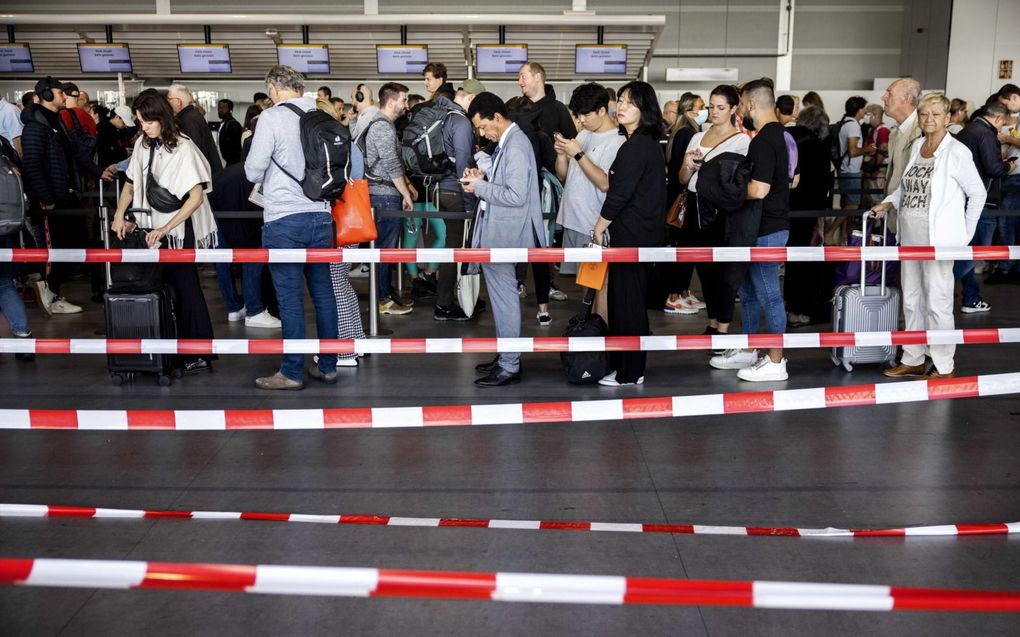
{"left": 161, "top": 219, "right": 216, "bottom": 365}
{"left": 608, "top": 262, "right": 651, "bottom": 383}
{"left": 784, "top": 215, "right": 832, "bottom": 319}
{"left": 435, "top": 189, "right": 466, "bottom": 308}
{"left": 516, "top": 261, "right": 551, "bottom": 305}
{"left": 35, "top": 194, "right": 86, "bottom": 296}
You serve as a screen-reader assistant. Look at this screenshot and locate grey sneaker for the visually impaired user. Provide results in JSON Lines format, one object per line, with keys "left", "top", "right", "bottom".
{"left": 549, "top": 286, "right": 568, "bottom": 302}
{"left": 307, "top": 364, "right": 338, "bottom": 384}
{"left": 255, "top": 372, "right": 305, "bottom": 391}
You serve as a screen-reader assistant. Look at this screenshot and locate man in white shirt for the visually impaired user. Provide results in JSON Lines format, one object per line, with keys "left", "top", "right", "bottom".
{"left": 836, "top": 96, "right": 875, "bottom": 209}
{"left": 881, "top": 78, "right": 923, "bottom": 232}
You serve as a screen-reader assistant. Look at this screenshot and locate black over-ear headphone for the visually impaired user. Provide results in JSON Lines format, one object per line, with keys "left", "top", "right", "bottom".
{"left": 355, "top": 84, "right": 366, "bottom": 103}
{"left": 39, "top": 79, "right": 55, "bottom": 103}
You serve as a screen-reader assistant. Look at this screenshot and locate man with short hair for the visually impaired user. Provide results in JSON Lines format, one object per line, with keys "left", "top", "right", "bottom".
{"left": 359, "top": 82, "right": 418, "bottom": 315}
{"left": 0, "top": 94, "right": 23, "bottom": 156}
{"left": 433, "top": 78, "right": 484, "bottom": 322}
{"left": 710, "top": 79, "right": 792, "bottom": 382}
{"left": 244, "top": 64, "right": 340, "bottom": 390}
{"left": 77, "top": 90, "right": 90, "bottom": 110}
{"left": 836, "top": 96, "right": 876, "bottom": 209}
{"left": 952, "top": 102, "right": 1014, "bottom": 310}
{"left": 423, "top": 62, "right": 454, "bottom": 99}
{"left": 58, "top": 83, "right": 98, "bottom": 139}
{"left": 517, "top": 62, "right": 576, "bottom": 139}
{"left": 316, "top": 86, "right": 332, "bottom": 100}
{"left": 217, "top": 98, "right": 242, "bottom": 166}
{"left": 881, "top": 78, "right": 923, "bottom": 231}
{"left": 461, "top": 92, "right": 545, "bottom": 387}
{"left": 168, "top": 83, "right": 223, "bottom": 175}
{"left": 350, "top": 83, "right": 378, "bottom": 140}
{"left": 20, "top": 77, "right": 105, "bottom": 315}
{"left": 775, "top": 95, "right": 797, "bottom": 126}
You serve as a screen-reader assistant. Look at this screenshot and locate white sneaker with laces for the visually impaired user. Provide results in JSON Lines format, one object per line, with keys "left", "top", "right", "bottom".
{"left": 314, "top": 355, "right": 358, "bottom": 368}
{"left": 598, "top": 370, "right": 645, "bottom": 386}
{"left": 349, "top": 264, "right": 370, "bottom": 278}
{"left": 34, "top": 281, "right": 53, "bottom": 316}
{"left": 50, "top": 297, "right": 83, "bottom": 314}
{"left": 709, "top": 348, "right": 758, "bottom": 370}
{"left": 244, "top": 310, "right": 282, "bottom": 329}
{"left": 228, "top": 307, "right": 246, "bottom": 322}
{"left": 737, "top": 356, "right": 789, "bottom": 382}
{"left": 549, "top": 287, "right": 568, "bottom": 302}
{"left": 683, "top": 292, "right": 706, "bottom": 310}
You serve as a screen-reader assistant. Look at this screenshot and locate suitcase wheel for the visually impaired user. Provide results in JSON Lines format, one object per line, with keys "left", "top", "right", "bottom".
{"left": 157, "top": 374, "right": 172, "bottom": 387}
{"left": 110, "top": 373, "right": 126, "bottom": 386}
{"left": 842, "top": 360, "right": 853, "bottom": 373}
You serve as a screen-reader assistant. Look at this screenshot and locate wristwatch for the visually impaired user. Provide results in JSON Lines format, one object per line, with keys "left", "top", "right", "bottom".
{"left": 574, "top": 151, "right": 585, "bottom": 162}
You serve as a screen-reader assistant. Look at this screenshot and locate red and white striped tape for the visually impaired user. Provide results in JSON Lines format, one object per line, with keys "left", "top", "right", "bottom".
{"left": 2, "top": 372, "right": 1018, "bottom": 431}
{"left": 2, "top": 557, "right": 1018, "bottom": 611}
{"left": 4, "top": 503, "right": 1015, "bottom": 539}
{"left": 2, "top": 246, "right": 1018, "bottom": 264}
{"left": 2, "top": 328, "right": 1017, "bottom": 355}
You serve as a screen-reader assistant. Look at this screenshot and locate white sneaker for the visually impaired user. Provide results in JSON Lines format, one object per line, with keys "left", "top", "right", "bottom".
{"left": 737, "top": 355, "right": 789, "bottom": 382}
{"left": 228, "top": 307, "right": 246, "bottom": 322}
{"left": 314, "top": 355, "right": 358, "bottom": 368}
{"left": 683, "top": 292, "right": 706, "bottom": 310}
{"left": 349, "top": 264, "right": 370, "bottom": 278}
{"left": 598, "top": 370, "right": 645, "bottom": 386}
{"left": 244, "top": 310, "right": 282, "bottom": 329}
{"left": 549, "top": 286, "right": 568, "bottom": 302}
{"left": 34, "top": 281, "right": 53, "bottom": 316}
{"left": 664, "top": 296, "right": 698, "bottom": 315}
{"left": 50, "top": 297, "right": 83, "bottom": 314}
{"left": 709, "top": 348, "right": 758, "bottom": 370}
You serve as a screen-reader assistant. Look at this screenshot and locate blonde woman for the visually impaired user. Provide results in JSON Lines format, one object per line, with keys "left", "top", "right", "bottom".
{"left": 870, "top": 93, "right": 986, "bottom": 379}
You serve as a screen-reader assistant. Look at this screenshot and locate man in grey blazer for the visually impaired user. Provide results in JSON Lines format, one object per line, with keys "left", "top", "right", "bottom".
{"left": 462, "top": 93, "right": 546, "bottom": 387}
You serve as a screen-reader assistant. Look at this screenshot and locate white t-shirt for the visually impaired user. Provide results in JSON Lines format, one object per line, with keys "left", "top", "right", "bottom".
{"left": 685, "top": 130, "right": 751, "bottom": 192}
{"left": 838, "top": 118, "right": 864, "bottom": 174}
{"left": 556, "top": 128, "right": 626, "bottom": 233}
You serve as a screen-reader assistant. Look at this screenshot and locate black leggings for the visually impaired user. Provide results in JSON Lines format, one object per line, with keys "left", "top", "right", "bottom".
{"left": 516, "top": 262, "right": 551, "bottom": 305}
{"left": 161, "top": 219, "right": 216, "bottom": 365}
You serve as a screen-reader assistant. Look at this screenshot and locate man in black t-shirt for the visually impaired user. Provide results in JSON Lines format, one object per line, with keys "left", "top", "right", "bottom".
{"left": 714, "top": 79, "right": 792, "bottom": 382}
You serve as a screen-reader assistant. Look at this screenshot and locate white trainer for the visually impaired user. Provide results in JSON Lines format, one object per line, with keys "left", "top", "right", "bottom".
{"left": 50, "top": 297, "right": 83, "bottom": 314}
{"left": 683, "top": 291, "right": 706, "bottom": 310}
{"left": 349, "top": 264, "right": 370, "bottom": 278}
{"left": 228, "top": 307, "right": 246, "bottom": 322}
{"left": 314, "top": 355, "right": 358, "bottom": 368}
{"left": 244, "top": 310, "right": 282, "bottom": 329}
{"left": 737, "top": 355, "right": 789, "bottom": 382}
{"left": 598, "top": 370, "right": 645, "bottom": 386}
{"left": 709, "top": 348, "right": 758, "bottom": 370}
{"left": 34, "top": 280, "right": 53, "bottom": 316}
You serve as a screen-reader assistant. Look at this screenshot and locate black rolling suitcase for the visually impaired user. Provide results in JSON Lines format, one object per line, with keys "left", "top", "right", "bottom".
{"left": 104, "top": 225, "right": 179, "bottom": 386}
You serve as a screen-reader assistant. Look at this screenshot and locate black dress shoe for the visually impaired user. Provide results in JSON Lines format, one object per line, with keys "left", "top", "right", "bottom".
{"left": 474, "top": 368, "right": 521, "bottom": 387}
{"left": 475, "top": 355, "right": 501, "bottom": 374}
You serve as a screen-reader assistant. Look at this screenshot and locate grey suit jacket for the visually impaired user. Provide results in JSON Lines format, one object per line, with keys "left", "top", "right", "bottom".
{"left": 471, "top": 124, "right": 546, "bottom": 250}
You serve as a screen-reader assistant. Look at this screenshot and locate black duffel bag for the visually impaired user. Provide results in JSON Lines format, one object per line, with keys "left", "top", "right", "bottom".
{"left": 560, "top": 288, "right": 610, "bottom": 384}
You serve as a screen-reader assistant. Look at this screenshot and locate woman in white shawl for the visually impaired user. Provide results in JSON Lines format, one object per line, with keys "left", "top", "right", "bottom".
{"left": 111, "top": 89, "right": 218, "bottom": 374}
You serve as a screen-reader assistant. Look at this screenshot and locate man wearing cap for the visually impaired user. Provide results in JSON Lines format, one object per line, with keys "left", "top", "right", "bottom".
{"left": 168, "top": 83, "right": 223, "bottom": 176}
{"left": 58, "top": 83, "right": 98, "bottom": 139}
{"left": 20, "top": 77, "right": 106, "bottom": 315}
{"left": 432, "top": 78, "right": 484, "bottom": 322}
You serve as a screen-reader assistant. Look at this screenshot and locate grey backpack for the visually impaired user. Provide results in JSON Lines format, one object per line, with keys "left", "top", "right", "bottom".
{"left": 0, "top": 155, "right": 25, "bottom": 236}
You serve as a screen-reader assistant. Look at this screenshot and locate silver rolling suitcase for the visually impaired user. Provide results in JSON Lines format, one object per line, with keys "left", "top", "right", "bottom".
{"left": 830, "top": 214, "right": 900, "bottom": 372}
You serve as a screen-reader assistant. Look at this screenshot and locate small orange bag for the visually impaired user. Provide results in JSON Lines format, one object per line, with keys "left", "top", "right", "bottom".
{"left": 331, "top": 179, "right": 377, "bottom": 245}
{"left": 576, "top": 260, "right": 608, "bottom": 290}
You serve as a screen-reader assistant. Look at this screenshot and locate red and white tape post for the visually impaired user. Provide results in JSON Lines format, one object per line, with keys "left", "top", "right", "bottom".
{"left": 2, "top": 372, "right": 1017, "bottom": 431}
{"left": 2, "top": 246, "right": 1018, "bottom": 264}
{"left": 2, "top": 328, "right": 1018, "bottom": 356}
{"left": 4, "top": 503, "right": 1016, "bottom": 539}
{"left": 1, "top": 557, "right": 1018, "bottom": 611}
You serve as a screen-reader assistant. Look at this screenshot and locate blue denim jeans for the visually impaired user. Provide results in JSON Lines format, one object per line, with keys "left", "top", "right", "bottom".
{"left": 0, "top": 277, "right": 29, "bottom": 334}
{"left": 997, "top": 174, "right": 1020, "bottom": 273}
{"left": 370, "top": 194, "right": 403, "bottom": 301}
{"left": 262, "top": 211, "right": 338, "bottom": 381}
{"left": 953, "top": 214, "right": 997, "bottom": 305}
{"left": 215, "top": 228, "right": 265, "bottom": 316}
{"left": 740, "top": 230, "right": 789, "bottom": 335}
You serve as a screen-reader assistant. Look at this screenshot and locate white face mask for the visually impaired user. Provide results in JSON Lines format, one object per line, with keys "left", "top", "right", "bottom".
{"left": 694, "top": 109, "right": 708, "bottom": 126}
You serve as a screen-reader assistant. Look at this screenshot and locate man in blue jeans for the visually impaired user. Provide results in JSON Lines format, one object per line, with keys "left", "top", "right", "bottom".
{"left": 245, "top": 64, "right": 339, "bottom": 390}
{"left": 356, "top": 82, "right": 417, "bottom": 315}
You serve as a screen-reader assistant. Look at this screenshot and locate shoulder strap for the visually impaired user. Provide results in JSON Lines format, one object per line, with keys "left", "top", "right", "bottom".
{"left": 703, "top": 131, "right": 743, "bottom": 162}
{"left": 269, "top": 102, "right": 308, "bottom": 186}
{"left": 67, "top": 109, "right": 83, "bottom": 132}
{"left": 279, "top": 102, "right": 307, "bottom": 118}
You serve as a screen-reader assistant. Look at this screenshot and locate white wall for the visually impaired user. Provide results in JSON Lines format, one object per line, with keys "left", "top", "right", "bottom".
{"left": 946, "top": 0, "right": 1020, "bottom": 107}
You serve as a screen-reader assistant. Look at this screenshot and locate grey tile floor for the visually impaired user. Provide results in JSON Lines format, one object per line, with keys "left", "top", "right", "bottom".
{"left": 1, "top": 267, "right": 1019, "bottom": 635}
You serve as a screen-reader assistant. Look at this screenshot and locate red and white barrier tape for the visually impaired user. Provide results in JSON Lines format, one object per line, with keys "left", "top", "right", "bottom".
{"left": 3, "top": 328, "right": 1018, "bottom": 355}
{"left": 2, "top": 246, "right": 1019, "bottom": 264}
{"left": 4, "top": 503, "right": 1016, "bottom": 539}
{"left": 2, "top": 557, "right": 1018, "bottom": 611}
{"left": 2, "top": 372, "right": 1017, "bottom": 431}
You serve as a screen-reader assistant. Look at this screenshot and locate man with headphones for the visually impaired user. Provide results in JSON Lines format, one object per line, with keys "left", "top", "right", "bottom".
{"left": 20, "top": 76, "right": 107, "bottom": 315}
{"left": 350, "top": 83, "right": 378, "bottom": 141}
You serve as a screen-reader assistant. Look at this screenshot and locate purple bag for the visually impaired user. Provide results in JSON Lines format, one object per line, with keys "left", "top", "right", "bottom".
{"left": 832, "top": 216, "right": 900, "bottom": 288}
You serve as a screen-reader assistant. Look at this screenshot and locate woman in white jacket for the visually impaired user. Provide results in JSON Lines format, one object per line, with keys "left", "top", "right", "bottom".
{"left": 870, "top": 92, "right": 986, "bottom": 379}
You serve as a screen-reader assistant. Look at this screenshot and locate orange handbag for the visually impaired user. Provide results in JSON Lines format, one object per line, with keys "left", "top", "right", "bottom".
{"left": 331, "top": 179, "right": 377, "bottom": 245}
{"left": 576, "top": 259, "right": 609, "bottom": 290}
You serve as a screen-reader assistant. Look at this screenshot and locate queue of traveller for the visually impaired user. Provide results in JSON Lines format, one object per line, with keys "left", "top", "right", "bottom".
{"left": 0, "top": 65, "right": 1018, "bottom": 389}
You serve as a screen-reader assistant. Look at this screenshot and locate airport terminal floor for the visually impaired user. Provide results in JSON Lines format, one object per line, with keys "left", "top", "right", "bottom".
{"left": 1, "top": 270, "right": 1019, "bottom": 635}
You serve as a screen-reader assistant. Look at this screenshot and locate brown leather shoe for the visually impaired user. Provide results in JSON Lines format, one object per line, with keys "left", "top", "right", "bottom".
{"left": 882, "top": 363, "right": 927, "bottom": 378}
{"left": 925, "top": 369, "right": 955, "bottom": 379}
{"left": 255, "top": 372, "right": 305, "bottom": 391}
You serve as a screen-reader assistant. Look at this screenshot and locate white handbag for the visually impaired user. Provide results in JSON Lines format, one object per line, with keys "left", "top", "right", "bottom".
{"left": 456, "top": 219, "right": 481, "bottom": 318}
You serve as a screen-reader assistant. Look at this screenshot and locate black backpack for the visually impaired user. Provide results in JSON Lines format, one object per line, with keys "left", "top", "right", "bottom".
{"left": 560, "top": 288, "right": 610, "bottom": 384}
{"left": 65, "top": 108, "right": 98, "bottom": 155}
{"left": 0, "top": 154, "right": 25, "bottom": 236}
{"left": 400, "top": 101, "right": 464, "bottom": 182}
{"left": 828, "top": 117, "right": 853, "bottom": 169}
{"left": 272, "top": 102, "right": 350, "bottom": 202}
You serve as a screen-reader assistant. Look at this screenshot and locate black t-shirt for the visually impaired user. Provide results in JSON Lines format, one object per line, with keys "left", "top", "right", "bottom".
{"left": 748, "top": 121, "right": 790, "bottom": 236}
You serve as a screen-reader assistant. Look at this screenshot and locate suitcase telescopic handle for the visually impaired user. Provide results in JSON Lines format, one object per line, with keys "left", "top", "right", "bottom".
{"left": 860, "top": 212, "right": 890, "bottom": 297}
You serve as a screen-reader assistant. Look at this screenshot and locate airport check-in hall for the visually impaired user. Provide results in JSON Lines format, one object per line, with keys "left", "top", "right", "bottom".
{"left": 1, "top": 0, "right": 1019, "bottom": 633}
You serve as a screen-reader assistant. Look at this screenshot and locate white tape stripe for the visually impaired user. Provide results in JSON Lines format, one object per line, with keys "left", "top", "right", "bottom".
{"left": 250, "top": 565, "right": 378, "bottom": 596}
{"left": 773, "top": 388, "right": 826, "bottom": 412}
{"left": 904, "top": 524, "right": 958, "bottom": 536}
{"left": 26, "top": 559, "right": 148, "bottom": 588}
{"left": 94, "top": 508, "right": 146, "bottom": 518}
{"left": 874, "top": 379, "right": 929, "bottom": 405}
{"left": 387, "top": 517, "right": 441, "bottom": 527}
{"left": 175, "top": 411, "right": 226, "bottom": 431}
{"left": 370, "top": 407, "right": 423, "bottom": 428}
{"left": 693, "top": 525, "right": 748, "bottom": 536}
{"left": 753, "top": 582, "right": 894, "bottom": 611}
{"left": 288, "top": 514, "right": 341, "bottom": 524}
{"left": 494, "top": 573, "right": 626, "bottom": 604}
{"left": 0, "top": 410, "right": 31, "bottom": 429}
{"left": 0, "top": 504, "right": 49, "bottom": 516}
{"left": 272, "top": 410, "right": 325, "bottom": 430}
{"left": 190, "top": 511, "right": 240, "bottom": 520}
{"left": 472, "top": 403, "right": 523, "bottom": 426}
{"left": 69, "top": 338, "right": 107, "bottom": 354}
{"left": 488, "top": 519, "right": 542, "bottom": 530}
{"left": 77, "top": 410, "right": 128, "bottom": 431}
{"left": 590, "top": 523, "right": 643, "bottom": 533}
